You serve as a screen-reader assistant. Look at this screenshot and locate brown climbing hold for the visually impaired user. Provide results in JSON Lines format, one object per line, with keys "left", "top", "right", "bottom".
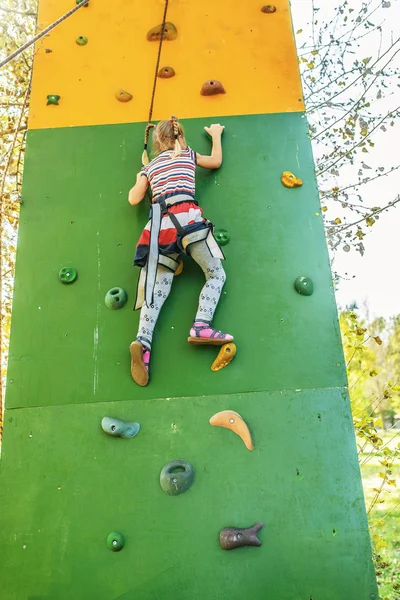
{"left": 147, "top": 22, "right": 178, "bottom": 42}
{"left": 200, "top": 80, "right": 226, "bottom": 96}
{"left": 261, "top": 5, "right": 277, "bottom": 13}
{"left": 209, "top": 410, "right": 254, "bottom": 451}
{"left": 220, "top": 523, "right": 263, "bottom": 550}
{"left": 115, "top": 90, "right": 133, "bottom": 103}
{"left": 211, "top": 343, "right": 236, "bottom": 371}
{"left": 158, "top": 66, "right": 176, "bottom": 79}
{"left": 174, "top": 258, "right": 183, "bottom": 276}
{"left": 281, "top": 171, "right": 303, "bottom": 188}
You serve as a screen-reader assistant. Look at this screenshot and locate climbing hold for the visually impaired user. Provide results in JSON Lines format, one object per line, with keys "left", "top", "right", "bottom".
{"left": 105, "top": 287, "right": 128, "bottom": 309}
{"left": 106, "top": 532, "right": 124, "bottom": 551}
{"left": 101, "top": 417, "right": 140, "bottom": 439}
{"left": 115, "top": 90, "right": 133, "bottom": 103}
{"left": 174, "top": 258, "right": 184, "bottom": 277}
{"left": 76, "top": 0, "right": 89, "bottom": 6}
{"left": 158, "top": 66, "right": 175, "bottom": 79}
{"left": 220, "top": 523, "right": 263, "bottom": 550}
{"left": 47, "top": 95, "right": 60, "bottom": 106}
{"left": 160, "top": 460, "right": 194, "bottom": 496}
{"left": 211, "top": 343, "right": 237, "bottom": 372}
{"left": 200, "top": 80, "right": 226, "bottom": 96}
{"left": 281, "top": 171, "right": 303, "bottom": 188}
{"left": 209, "top": 410, "right": 254, "bottom": 451}
{"left": 294, "top": 276, "right": 314, "bottom": 296}
{"left": 214, "top": 229, "right": 230, "bottom": 246}
{"left": 261, "top": 5, "right": 276, "bottom": 13}
{"left": 58, "top": 267, "right": 77, "bottom": 284}
{"left": 147, "top": 22, "right": 178, "bottom": 42}
{"left": 76, "top": 36, "right": 88, "bottom": 45}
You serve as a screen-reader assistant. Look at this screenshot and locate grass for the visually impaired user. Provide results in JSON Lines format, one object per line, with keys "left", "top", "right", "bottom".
{"left": 360, "top": 431, "right": 400, "bottom": 600}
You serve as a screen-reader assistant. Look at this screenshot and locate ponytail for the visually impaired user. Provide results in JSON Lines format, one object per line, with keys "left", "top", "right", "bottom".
{"left": 142, "top": 123, "right": 155, "bottom": 166}
{"left": 171, "top": 115, "right": 182, "bottom": 158}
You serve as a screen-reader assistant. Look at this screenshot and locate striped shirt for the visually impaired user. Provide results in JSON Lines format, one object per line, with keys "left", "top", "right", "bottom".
{"left": 141, "top": 146, "right": 197, "bottom": 202}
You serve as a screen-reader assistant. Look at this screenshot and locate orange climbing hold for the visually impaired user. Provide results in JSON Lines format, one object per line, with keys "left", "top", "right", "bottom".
{"left": 200, "top": 80, "right": 226, "bottom": 96}
{"left": 174, "top": 259, "right": 183, "bottom": 276}
{"left": 115, "top": 90, "right": 133, "bottom": 103}
{"left": 261, "top": 5, "right": 277, "bottom": 13}
{"left": 211, "top": 343, "right": 236, "bottom": 371}
{"left": 281, "top": 171, "right": 303, "bottom": 188}
{"left": 147, "top": 22, "right": 178, "bottom": 42}
{"left": 209, "top": 410, "right": 254, "bottom": 451}
{"left": 158, "top": 66, "right": 175, "bottom": 79}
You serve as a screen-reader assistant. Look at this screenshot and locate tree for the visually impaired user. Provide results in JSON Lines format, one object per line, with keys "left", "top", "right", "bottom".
{"left": 0, "top": 0, "right": 37, "bottom": 439}
{"left": 295, "top": 0, "right": 400, "bottom": 261}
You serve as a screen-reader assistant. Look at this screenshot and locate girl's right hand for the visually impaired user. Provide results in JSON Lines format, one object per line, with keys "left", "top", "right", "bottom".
{"left": 204, "top": 124, "right": 225, "bottom": 137}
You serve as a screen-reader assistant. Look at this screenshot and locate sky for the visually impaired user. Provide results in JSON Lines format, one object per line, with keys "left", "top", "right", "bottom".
{"left": 290, "top": 0, "right": 400, "bottom": 320}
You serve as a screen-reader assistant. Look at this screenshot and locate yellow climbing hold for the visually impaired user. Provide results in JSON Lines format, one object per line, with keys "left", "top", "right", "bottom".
{"left": 209, "top": 410, "right": 254, "bottom": 451}
{"left": 115, "top": 90, "right": 133, "bottom": 103}
{"left": 281, "top": 171, "right": 303, "bottom": 188}
{"left": 147, "top": 22, "right": 178, "bottom": 42}
{"left": 211, "top": 343, "right": 236, "bottom": 371}
{"left": 174, "top": 259, "right": 184, "bottom": 277}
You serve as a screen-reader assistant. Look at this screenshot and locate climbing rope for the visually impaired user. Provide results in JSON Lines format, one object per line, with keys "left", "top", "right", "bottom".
{"left": 0, "top": 0, "right": 89, "bottom": 70}
{"left": 141, "top": 0, "right": 169, "bottom": 165}
{"left": 148, "top": 0, "right": 169, "bottom": 125}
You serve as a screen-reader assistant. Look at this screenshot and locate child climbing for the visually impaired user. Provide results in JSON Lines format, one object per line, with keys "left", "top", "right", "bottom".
{"left": 128, "top": 116, "right": 233, "bottom": 386}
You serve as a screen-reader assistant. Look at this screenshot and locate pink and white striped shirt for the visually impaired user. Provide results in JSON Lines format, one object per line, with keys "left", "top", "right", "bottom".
{"left": 141, "top": 146, "right": 197, "bottom": 202}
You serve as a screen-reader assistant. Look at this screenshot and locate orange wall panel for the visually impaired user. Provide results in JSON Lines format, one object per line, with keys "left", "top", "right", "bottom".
{"left": 29, "top": 0, "right": 304, "bottom": 129}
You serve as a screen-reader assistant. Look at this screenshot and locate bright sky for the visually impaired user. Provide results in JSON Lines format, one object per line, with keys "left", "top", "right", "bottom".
{"left": 290, "top": 0, "right": 400, "bottom": 320}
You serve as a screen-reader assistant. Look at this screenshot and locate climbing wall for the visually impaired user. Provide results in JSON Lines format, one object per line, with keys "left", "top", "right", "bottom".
{"left": 0, "top": 1, "right": 378, "bottom": 598}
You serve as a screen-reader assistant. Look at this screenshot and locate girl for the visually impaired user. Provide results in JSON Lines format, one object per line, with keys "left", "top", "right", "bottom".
{"left": 128, "top": 116, "right": 233, "bottom": 387}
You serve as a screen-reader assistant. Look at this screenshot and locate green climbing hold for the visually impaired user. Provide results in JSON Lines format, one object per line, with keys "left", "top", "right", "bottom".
{"left": 106, "top": 532, "right": 124, "bottom": 552}
{"left": 101, "top": 416, "right": 140, "bottom": 439}
{"left": 47, "top": 95, "right": 60, "bottom": 106}
{"left": 76, "top": 0, "right": 89, "bottom": 6}
{"left": 105, "top": 287, "right": 128, "bottom": 309}
{"left": 214, "top": 229, "right": 230, "bottom": 246}
{"left": 76, "top": 36, "right": 88, "bottom": 45}
{"left": 160, "top": 460, "right": 195, "bottom": 496}
{"left": 294, "top": 276, "right": 314, "bottom": 296}
{"left": 59, "top": 267, "right": 77, "bottom": 284}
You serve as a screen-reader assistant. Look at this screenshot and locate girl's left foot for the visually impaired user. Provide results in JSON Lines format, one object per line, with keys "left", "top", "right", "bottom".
{"left": 188, "top": 322, "right": 234, "bottom": 345}
{"left": 129, "top": 341, "right": 150, "bottom": 386}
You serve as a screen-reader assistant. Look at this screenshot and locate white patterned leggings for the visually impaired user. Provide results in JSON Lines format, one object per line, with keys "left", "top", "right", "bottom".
{"left": 136, "top": 240, "right": 226, "bottom": 349}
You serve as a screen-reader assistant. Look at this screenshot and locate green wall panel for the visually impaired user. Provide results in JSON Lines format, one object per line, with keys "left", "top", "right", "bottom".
{"left": 6, "top": 113, "right": 345, "bottom": 409}
{"left": 0, "top": 389, "right": 376, "bottom": 599}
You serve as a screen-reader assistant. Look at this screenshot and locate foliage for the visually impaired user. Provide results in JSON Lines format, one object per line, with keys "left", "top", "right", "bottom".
{"left": 0, "top": 0, "right": 37, "bottom": 437}
{"left": 340, "top": 308, "right": 400, "bottom": 598}
{"left": 296, "top": 0, "right": 400, "bottom": 260}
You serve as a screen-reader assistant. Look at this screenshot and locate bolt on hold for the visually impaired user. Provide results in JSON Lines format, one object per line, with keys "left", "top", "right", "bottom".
{"left": 158, "top": 66, "right": 175, "bottom": 79}
{"left": 47, "top": 94, "right": 60, "bottom": 105}
{"left": 261, "top": 5, "right": 276, "bottom": 12}
{"left": 115, "top": 90, "right": 133, "bottom": 103}
{"left": 147, "top": 22, "right": 178, "bottom": 41}
{"left": 200, "top": 80, "right": 226, "bottom": 96}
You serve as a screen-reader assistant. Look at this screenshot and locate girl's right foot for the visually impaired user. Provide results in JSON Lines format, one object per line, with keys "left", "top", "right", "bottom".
{"left": 188, "top": 322, "right": 234, "bottom": 345}
{"left": 129, "top": 341, "right": 150, "bottom": 386}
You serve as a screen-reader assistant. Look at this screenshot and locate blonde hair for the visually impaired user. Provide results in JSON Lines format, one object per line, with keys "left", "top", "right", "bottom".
{"left": 142, "top": 116, "right": 186, "bottom": 165}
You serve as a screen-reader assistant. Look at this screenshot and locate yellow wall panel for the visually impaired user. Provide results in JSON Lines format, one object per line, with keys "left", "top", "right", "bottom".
{"left": 29, "top": 0, "right": 304, "bottom": 129}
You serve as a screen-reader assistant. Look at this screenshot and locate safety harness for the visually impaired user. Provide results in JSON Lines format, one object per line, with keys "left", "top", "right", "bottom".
{"left": 134, "top": 194, "right": 224, "bottom": 310}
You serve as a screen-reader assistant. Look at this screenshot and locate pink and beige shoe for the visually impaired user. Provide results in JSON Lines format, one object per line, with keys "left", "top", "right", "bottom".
{"left": 187, "top": 322, "right": 234, "bottom": 346}
{"left": 129, "top": 341, "right": 150, "bottom": 386}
